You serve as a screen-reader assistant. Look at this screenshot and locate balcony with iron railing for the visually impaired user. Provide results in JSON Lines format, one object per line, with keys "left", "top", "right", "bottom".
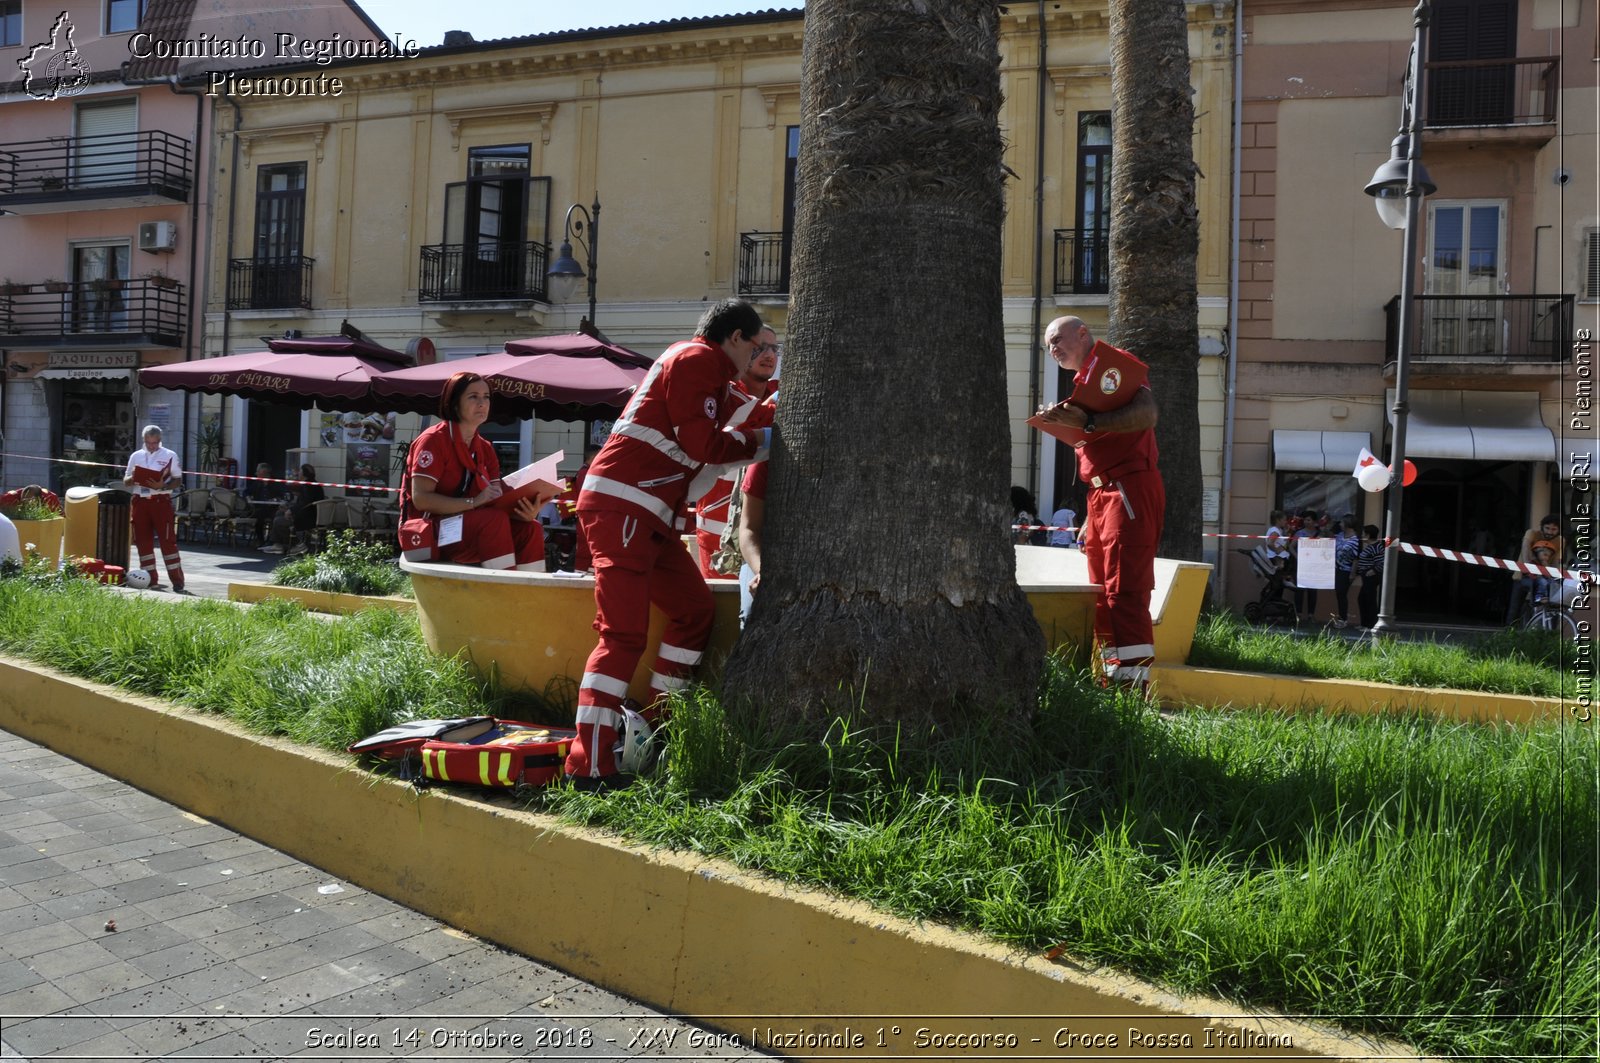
{"left": 1422, "top": 56, "right": 1559, "bottom": 144}
{"left": 227, "top": 257, "right": 314, "bottom": 311}
{"left": 0, "top": 131, "right": 193, "bottom": 214}
{"left": 418, "top": 241, "right": 548, "bottom": 303}
{"left": 1384, "top": 294, "right": 1574, "bottom": 366}
{"left": 0, "top": 277, "right": 186, "bottom": 348}
{"left": 737, "top": 231, "right": 790, "bottom": 296}
{"left": 1053, "top": 228, "right": 1109, "bottom": 295}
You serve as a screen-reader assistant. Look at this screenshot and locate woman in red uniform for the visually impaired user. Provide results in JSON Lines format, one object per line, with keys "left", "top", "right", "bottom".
{"left": 403, "top": 371, "right": 547, "bottom": 570}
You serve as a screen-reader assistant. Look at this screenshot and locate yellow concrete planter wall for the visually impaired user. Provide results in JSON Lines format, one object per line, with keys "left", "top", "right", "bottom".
{"left": 11, "top": 517, "right": 65, "bottom": 570}
{"left": 0, "top": 655, "right": 1410, "bottom": 1062}
{"left": 228, "top": 582, "right": 415, "bottom": 616}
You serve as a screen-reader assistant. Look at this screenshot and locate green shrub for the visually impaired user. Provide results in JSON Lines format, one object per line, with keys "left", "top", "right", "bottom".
{"left": 0, "top": 498, "right": 60, "bottom": 521}
{"left": 272, "top": 530, "right": 410, "bottom": 597}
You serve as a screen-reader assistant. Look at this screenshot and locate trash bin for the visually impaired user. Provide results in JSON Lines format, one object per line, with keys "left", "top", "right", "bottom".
{"left": 63, "top": 487, "right": 102, "bottom": 560}
{"left": 95, "top": 490, "right": 132, "bottom": 568}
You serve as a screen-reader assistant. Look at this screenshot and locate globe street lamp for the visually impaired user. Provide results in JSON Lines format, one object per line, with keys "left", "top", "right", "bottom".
{"left": 1362, "top": 0, "right": 1437, "bottom": 634}
{"left": 548, "top": 197, "right": 601, "bottom": 332}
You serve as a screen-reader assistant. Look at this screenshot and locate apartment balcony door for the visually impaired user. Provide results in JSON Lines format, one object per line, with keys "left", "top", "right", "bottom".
{"left": 251, "top": 163, "right": 307, "bottom": 309}
{"left": 73, "top": 98, "right": 136, "bottom": 188}
{"left": 1424, "top": 200, "right": 1506, "bottom": 355}
{"left": 1428, "top": 0, "right": 1516, "bottom": 126}
{"left": 1072, "top": 112, "right": 1112, "bottom": 294}
{"left": 443, "top": 145, "right": 533, "bottom": 300}
{"left": 71, "top": 243, "right": 130, "bottom": 333}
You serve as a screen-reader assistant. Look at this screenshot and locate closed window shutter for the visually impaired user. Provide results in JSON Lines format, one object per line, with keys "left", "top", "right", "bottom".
{"left": 1586, "top": 230, "right": 1600, "bottom": 300}
{"left": 74, "top": 99, "right": 137, "bottom": 187}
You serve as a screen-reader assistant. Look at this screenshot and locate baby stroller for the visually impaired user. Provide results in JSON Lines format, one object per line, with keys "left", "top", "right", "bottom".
{"left": 1240, "top": 544, "right": 1298, "bottom": 624}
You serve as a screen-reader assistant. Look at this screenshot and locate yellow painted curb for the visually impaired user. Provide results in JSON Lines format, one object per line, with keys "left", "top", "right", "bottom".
{"left": 228, "top": 582, "right": 416, "bottom": 616}
{"left": 1150, "top": 664, "right": 1562, "bottom": 724}
{"left": 0, "top": 655, "right": 1424, "bottom": 1062}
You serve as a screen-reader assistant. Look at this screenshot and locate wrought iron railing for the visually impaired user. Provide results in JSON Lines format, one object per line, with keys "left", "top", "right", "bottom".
{"left": 1383, "top": 294, "right": 1574, "bottom": 363}
{"left": 0, "top": 130, "right": 193, "bottom": 199}
{"left": 1424, "top": 56, "right": 1560, "bottom": 128}
{"left": 737, "top": 231, "right": 789, "bottom": 296}
{"left": 1053, "top": 228, "right": 1109, "bottom": 295}
{"left": 0, "top": 277, "right": 185, "bottom": 346}
{"left": 227, "top": 257, "right": 314, "bottom": 310}
{"left": 418, "top": 241, "right": 548, "bottom": 302}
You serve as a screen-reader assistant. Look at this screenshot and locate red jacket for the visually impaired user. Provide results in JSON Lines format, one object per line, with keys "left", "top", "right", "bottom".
{"left": 579, "top": 337, "right": 767, "bottom": 535}
{"left": 694, "top": 377, "right": 777, "bottom": 537}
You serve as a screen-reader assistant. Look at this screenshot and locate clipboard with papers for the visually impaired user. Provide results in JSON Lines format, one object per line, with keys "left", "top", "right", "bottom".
{"left": 1025, "top": 341, "right": 1149, "bottom": 447}
{"left": 489, "top": 450, "right": 565, "bottom": 512}
{"left": 129, "top": 460, "right": 172, "bottom": 489}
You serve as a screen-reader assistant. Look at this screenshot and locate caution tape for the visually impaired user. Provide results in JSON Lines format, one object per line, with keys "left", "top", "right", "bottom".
{"left": 1390, "top": 539, "right": 1591, "bottom": 583}
{"left": 0, "top": 450, "right": 398, "bottom": 494}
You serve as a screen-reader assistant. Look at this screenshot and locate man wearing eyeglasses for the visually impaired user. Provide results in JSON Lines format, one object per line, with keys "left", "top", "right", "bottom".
{"left": 692, "top": 326, "right": 780, "bottom": 578}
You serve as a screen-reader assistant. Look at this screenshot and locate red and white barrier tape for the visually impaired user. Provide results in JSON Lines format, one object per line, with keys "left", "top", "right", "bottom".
{"left": 0, "top": 451, "right": 397, "bottom": 494}
{"left": 1390, "top": 539, "right": 1591, "bottom": 583}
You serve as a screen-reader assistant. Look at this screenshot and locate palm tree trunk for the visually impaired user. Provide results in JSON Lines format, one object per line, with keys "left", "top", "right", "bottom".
{"left": 1108, "top": 0, "right": 1203, "bottom": 562}
{"left": 722, "top": 0, "right": 1045, "bottom": 728}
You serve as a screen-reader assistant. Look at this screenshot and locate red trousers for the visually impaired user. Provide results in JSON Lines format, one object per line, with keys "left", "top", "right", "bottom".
{"left": 1080, "top": 468, "right": 1164, "bottom": 685}
{"left": 131, "top": 495, "right": 184, "bottom": 589}
{"left": 566, "top": 511, "right": 711, "bottom": 779}
{"left": 440, "top": 509, "right": 545, "bottom": 571}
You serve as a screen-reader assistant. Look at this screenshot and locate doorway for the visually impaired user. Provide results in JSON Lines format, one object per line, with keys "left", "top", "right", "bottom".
{"left": 245, "top": 402, "right": 302, "bottom": 493}
{"left": 1395, "top": 458, "right": 1527, "bottom": 623}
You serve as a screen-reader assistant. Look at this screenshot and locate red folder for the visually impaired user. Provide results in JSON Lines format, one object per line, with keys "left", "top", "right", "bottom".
{"left": 1026, "top": 341, "right": 1149, "bottom": 446}
{"left": 130, "top": 460, "right": 171, "bottom": 488}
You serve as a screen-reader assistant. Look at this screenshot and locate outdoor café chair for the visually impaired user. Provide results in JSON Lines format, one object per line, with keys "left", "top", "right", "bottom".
{"left": 176, "top": 488, "right": 216, "bottom": 544}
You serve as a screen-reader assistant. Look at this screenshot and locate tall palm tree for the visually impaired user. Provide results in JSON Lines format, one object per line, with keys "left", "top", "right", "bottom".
{"left": 1108, "top": 0, "right": 1202, "bottom": 561}
{"left": 722, "top": 0, "right": 1045, "bottom": 728}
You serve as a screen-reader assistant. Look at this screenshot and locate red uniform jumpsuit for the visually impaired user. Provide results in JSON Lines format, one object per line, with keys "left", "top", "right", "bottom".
{"left": 125, "top": 446, "right": 185, "bottom": 591}
{"left": 1074, "top": 382, "right": 1165, "bottom": 687}
{"left": 567, "top": 337, "right": 768, "bottom": 780}
{"left": 406, "top": 422, "right": 545, "bottom": 570}
{"left": 693, "top": 379, "right": 776, "bottom": 578}
{"left": 0, "top": 488, "right": 62, "bottom": 513}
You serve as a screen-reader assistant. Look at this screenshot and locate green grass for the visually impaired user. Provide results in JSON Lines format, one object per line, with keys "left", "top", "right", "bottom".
{"left": 1190, "top": 611, "right": 1573, "bottom": 697}
{"left": 0, "top": 575, "right": 1592, "bottom": 1060}
{"left": 270, "top": 530, "right": 411, "bottom": 598}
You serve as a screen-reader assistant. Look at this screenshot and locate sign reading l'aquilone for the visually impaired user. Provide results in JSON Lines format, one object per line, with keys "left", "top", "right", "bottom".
{"left": 46, "top": 352, "right": 140, "bottom": 369}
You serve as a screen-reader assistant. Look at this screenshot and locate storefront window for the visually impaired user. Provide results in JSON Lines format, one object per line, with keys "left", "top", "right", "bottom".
{"left": 1275, "top": 472, "right": 1359, "bottom": 530}
{"left": 59, "top": 382, "right": 136, "bottom": 490}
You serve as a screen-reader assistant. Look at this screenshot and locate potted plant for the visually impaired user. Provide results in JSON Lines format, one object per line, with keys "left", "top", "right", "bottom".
{"left": 0, "top": 279, "right": 28, "bottom": 296}
{"left": 37, "top": 172, "right": 65, "bottom": 191}
{"left": 41, "top": 278, "right": 71, "bottom": 293}
{"left": 144, "top": 269, "right": 179, "bottom": 291}
{"left": 0, "top": 495, "right": 65, "bottom": 571}
{"left": 91, "top": 276, "right": 124, "bottom": 292}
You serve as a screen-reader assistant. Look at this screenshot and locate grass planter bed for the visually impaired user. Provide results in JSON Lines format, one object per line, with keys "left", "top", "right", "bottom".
{"left": 229, "top": 582, "right": 416, "bottom": 616}
{"left": 0, "top": 577, "right": 1591, "bottom": 1060}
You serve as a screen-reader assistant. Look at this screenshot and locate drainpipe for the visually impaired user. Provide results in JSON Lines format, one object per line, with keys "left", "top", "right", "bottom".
{"left": 1216, "top": 1, "right": 1246, "bottom": 602}
{"left": 1027, "top": 0, "right": 1048, "bottom": 502}
{"left": 165, "top": 76, "right": 206, "bottom": 470}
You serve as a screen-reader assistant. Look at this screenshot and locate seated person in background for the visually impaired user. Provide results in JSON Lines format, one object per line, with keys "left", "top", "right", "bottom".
{"left": 1263, "top": 509, "right": 1291, "bottom": 570}
{"left": 289, "top": 463, "right": 326, "bottom": 549}
{"left": 1048, "top": 505, "right": 1077, "bottom": 548}
{"left": 402, "top": 370, "right": 550, "bottom": 571}
{"left": 0, "top": 484, "right": 63, "bottom": 514}
{"left": 241, "top": 463, "right": 277, "bottom": 546}
{"left": 1528, "top": 540, "right": 1562, "bottom": 605}
{"left": 1505, "top": 514, "right": 1564, "bottom": 624}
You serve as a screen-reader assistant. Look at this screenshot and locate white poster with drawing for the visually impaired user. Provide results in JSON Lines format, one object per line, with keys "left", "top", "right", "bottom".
{"left": 1296, "top": 537, "right": 1336, "bottom": 590}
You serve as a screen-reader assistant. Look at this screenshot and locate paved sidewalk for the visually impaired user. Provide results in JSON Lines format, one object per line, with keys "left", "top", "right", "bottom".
{"left": 0, "top": 733, "right": 773, "bottom": 1062}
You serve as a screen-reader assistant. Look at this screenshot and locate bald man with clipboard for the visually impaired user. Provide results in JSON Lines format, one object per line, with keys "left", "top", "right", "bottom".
{"left": 1030, "top": 317, "right": 1165, "bottom": 691}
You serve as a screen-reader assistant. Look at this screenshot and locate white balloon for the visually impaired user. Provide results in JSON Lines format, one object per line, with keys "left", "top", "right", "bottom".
{"left": 1356, "top": 463, "right": 1392, "bottom": 492}
{"left": 124, "top": 569, "right": 151, "bottom": 589}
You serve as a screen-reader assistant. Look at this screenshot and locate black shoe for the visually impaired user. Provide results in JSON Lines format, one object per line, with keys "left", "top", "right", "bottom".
{"left": 565, "top": 772, "right": 636, "bottom": 793}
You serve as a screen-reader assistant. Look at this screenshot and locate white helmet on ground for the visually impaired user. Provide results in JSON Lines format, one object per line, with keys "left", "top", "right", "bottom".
{"left": 123, "top": 569, "right": 151, "bottom": 590}
{"left": 614, "top": 706, "right": 657, "bottom": 775}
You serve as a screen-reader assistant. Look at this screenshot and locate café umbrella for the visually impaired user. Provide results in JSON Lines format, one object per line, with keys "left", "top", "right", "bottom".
{"left": 137, "top": 335, "right": 411, "bottom": 413}
{"left": 371, "top": 332, "right": 651, "bottom": 420}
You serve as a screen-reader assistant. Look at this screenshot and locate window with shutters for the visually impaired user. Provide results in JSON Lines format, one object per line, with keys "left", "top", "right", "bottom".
{"left": 1584, "top": 229, "right": 1600, "bottom": 302}
{"left": 1427, "top": 0, "right": 1517, "bottom": 126}
{"left": 1, "top": 2, "right": 21, "bottom": 48}
{"left": 106, "top": 0, "right": 146, "bottom": 34}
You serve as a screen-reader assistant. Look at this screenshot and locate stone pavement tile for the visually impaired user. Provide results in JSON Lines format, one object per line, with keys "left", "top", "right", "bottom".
{"left": 172, "top": 1026, "right": 264, "bottom": 1059}
{"left": 165, "top": 903, "right": 254, "bottom": 941}
{"left": 7, "top": 819, "right": 82, "bottom": 844}
{"left": 394, "top": 926, "right": 482, "bottom": 964}
{"left": 222, "top": 890, "right": 318, "bottom": 925}
{"left": 311, "top": 942, "right": 433, "bottom": 990}
{"left": 0, "top": 854, "right": 68, "bottom": 885}
{"left": 195, "top": 834, "right": 274, "bottom": 861}
{"left": 0, "top": 917, "right": 90, "bottom": 958}
{"left": 197, "top": 924, "right": 291, "bottom": 962}
{"left": 121, "top": 1012, "right": 242, "bottom": 1056}
{"left": 160, "top": 957, "right": 265, "bottom": 1007}
{"left": 78, "top": 856, "right": 159, "bottom": 887}
{"left": 23, "top": 938, "right": 123, "bottom": 981}
{"left": 262, "top": 960, "right": 373, "bottom": 1011}
{"left": 52, "top": 957, "right": 158, "bottom": 1005}
{"left": 244, "top": 1012, "right": 343, "bottom": 1059}
{"left": 95, "top": 918, "right": 194, "bottom": 959}
{"left": 283, "top": 878, "right": 370, "bottom": 908}
{"left": 134, "top": 885, "right": 231, "bottom": 922}
{"left": 437, "top": 944, "right": 535, "bottom": 990}
{"left": 293, "top": 921, "right": 390, "bottom": 963}
{"left": 264, "top": 905, "right": 373, "bottom": 945}
{"left": 0, "top": 956, "right": 45, "bottom": 995}
{"left": 109, "top": 872, "right": 202, "bottom": 905}
{"left": 15, "top": 867, "right": 105, "bottom": 902}
{"left": 168, "top": 822, "right": 239, "bottom": 848}
{"left": 47, "top": 1025, "right": 144, "bottom": 1060}
{"left": 83, "top": 980, "right": 195, "bottom": 1029}
{"left": 33, "top": 829, "right": 112, "bottom": 857}
{"left": 126, "top": 940, "right": 230, "bottom": 981}
{"left": 0, "top": 901, "right": 65, "bottom": 935}
{"left": 352, "top": 908, "right": 439, "bottom": 944}
{"left": 63, "top": 901, "right": 161, "bottom": 940}
{"left": 1, "top": 1012, "right": 122, "bottom": 1056}
{"left": 68, "top": 809, "right": 153, "bottom": 836}
{"left": 145, "top": 846, "right": 217, "bottom": 874}
{"left": 207, "top": 845, "right": 300, "bottom": 877}
{"left": 0, "top": 885, "right": 30, "bottom": 913}
{"left": 234, "top": 940, "right": 325, "bottom": 981}
{"left": 0, "top": 979, "right": 79, "bottom": 1016}
{"left": 38, "top": 884, "right": 123, "bottom": 922}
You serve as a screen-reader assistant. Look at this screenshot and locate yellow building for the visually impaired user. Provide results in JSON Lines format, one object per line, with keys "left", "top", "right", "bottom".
{"left": 198, "top": 3, "right": 1237, "bottom": 536}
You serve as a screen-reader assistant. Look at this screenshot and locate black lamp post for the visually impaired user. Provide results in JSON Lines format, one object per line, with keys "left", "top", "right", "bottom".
{"left": 1362, "top": 0, "right": 1437, "bottom": 635}
{"left": 548, "top": 196, "right": 601, "bottom": 332}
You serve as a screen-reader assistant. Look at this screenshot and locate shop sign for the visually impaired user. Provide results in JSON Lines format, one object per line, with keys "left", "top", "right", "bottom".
{"left": 45, "top": 351, "right": 140, "bottom": 369}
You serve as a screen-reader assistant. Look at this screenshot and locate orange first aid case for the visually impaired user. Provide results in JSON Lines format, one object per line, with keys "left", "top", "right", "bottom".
{"left": 349, "top": 716, "right": 574, "bottom": 789}
{"left": 1027, "top": 341, "right": 1149, "bottom": 446}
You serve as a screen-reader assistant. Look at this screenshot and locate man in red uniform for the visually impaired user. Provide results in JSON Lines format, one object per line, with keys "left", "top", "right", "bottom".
{"left": 1034, "top": 316, "right": 1165, "bottom": 689}
{"left": 0, "top": 485, "right": 62, "bottom": 514}
{"left": 567, "top": 299, "right": 771, "bottom": 789}
{"left": 123, "top": 425, "right": 186, "bottom": 593}
{"left": 693, "top": 325, "right": 779, "bottom": 578}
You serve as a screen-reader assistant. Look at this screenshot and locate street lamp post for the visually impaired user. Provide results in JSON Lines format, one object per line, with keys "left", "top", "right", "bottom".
{"left": 548, "top": 197, "right": 601, "bottom": 332}
{"left": 1362, "top": 0, "right": 1436, "bottom": 635}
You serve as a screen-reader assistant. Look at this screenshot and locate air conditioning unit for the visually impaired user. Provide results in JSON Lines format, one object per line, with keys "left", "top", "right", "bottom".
{"left": 137, "top": 221, "right": 177, "bottom": 253}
